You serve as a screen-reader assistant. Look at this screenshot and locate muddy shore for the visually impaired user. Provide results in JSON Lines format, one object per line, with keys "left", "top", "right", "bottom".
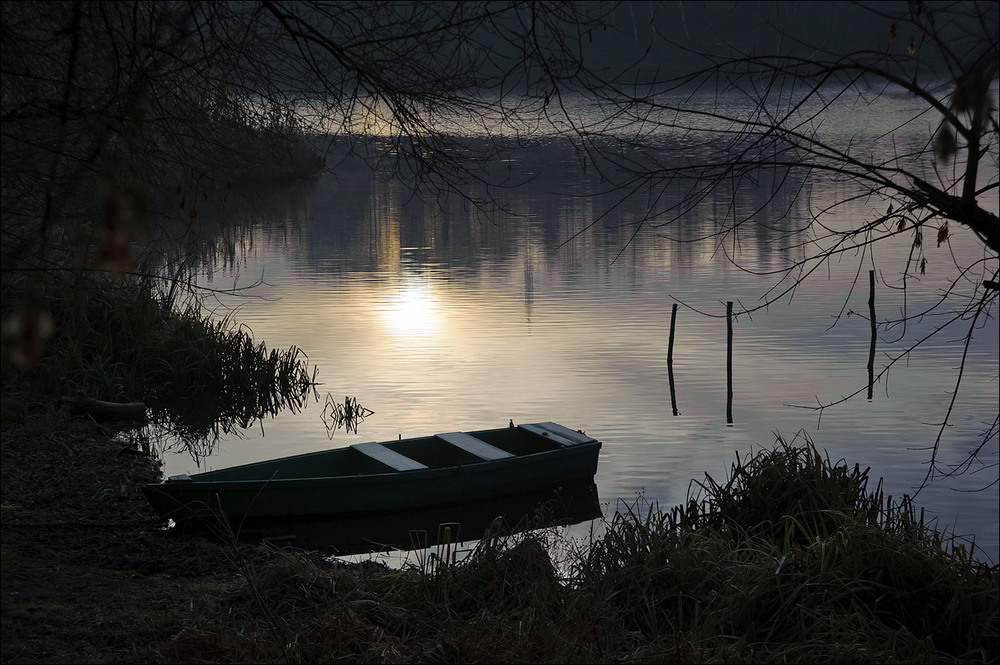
{"left": 0, "top": 417, "right": 261, "bottom": 663}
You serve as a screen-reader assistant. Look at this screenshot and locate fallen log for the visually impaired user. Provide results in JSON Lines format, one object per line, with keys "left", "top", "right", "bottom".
{"left": 61, "top": 395, "right": 147, "bottom": 423}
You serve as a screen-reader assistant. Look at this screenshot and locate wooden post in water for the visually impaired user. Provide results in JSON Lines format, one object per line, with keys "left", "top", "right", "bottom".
{"left": 727, "top": 301, "right": 733, "bottom": 424}
{"left": 867, "top": 270, "right": 876, "bottom": 400}
{"left": 668, "top": 303, "right": 679, "bottom": 416}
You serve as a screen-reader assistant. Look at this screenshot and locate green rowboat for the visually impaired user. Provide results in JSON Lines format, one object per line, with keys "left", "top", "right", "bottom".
{"left": 143, "top": 422, "right": 601, "bottom": 523}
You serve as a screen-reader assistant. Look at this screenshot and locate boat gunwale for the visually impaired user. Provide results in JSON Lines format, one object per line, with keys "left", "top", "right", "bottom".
{"left": 155, "top": 423, "right": 597, "bottom": 485}
{"left": 154, "top": 440, "right": 600, "bottom": 487}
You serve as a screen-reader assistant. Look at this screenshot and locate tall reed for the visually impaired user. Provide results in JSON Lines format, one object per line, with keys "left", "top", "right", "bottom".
{"left": 2, "top": 270, "right": 315, "bottom": 432}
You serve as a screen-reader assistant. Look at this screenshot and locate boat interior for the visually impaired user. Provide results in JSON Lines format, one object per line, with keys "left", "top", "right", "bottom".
{"left": 180, "top": 424, "right": 578, "bottom": 482}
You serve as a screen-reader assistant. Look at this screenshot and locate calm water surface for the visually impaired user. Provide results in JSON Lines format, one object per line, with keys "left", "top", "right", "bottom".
{"left": 162, "top": 95, "right": 999, "bottom": 562}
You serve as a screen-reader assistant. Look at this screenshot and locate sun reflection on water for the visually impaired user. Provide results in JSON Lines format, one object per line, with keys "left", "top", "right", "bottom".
{"left": 381, "top": 280, "right": 442, "bottom": 338}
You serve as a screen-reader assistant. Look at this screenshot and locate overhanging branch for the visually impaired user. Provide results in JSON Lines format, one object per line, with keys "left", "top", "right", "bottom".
{"left": 911, "top": 176, "right": 1000, "bottom": 256}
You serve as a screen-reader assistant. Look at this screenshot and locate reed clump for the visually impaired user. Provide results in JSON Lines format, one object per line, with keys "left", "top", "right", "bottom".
{"left": 0, "top": 271, "right": 315, "bottom": 431}
{"left": 159, "top": 436, "right": 997, "bottom": 664}
{"left": 575, "top": 436, "right": 998, "bottom": 663}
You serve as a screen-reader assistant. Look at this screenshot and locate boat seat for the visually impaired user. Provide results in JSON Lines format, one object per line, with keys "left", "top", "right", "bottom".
{"left": 520, "top": 422, "right": 595, "bottom": 446}
{"left": 352, "top": 441, "right": 428, "bottom": 471}
{"left": 436, "top": 431, "right": 514, "bottom": 460}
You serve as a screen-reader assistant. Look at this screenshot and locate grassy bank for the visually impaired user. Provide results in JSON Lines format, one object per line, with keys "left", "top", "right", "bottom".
{"left": 0, "top": 271, "right": 316, "bottom": 439}
{"left": 157, "top": 439, "right": 997, "bottom": 664}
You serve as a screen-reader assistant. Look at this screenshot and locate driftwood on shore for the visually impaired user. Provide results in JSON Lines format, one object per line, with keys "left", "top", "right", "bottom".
{"left": 61, "top": 395, "right": 148, "bottom": 423}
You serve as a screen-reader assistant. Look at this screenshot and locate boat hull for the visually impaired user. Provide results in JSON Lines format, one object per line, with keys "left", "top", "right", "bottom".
{"left": 233, "top": 479, "right": 602, "bottom": 554}
{"left": 143, "top": 423, "right": 601, "bottom": 523}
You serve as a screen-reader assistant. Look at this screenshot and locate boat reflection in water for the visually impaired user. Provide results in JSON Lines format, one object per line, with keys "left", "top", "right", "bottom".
{"left": 205, "top": 478, "right": 602, "bottom": 556}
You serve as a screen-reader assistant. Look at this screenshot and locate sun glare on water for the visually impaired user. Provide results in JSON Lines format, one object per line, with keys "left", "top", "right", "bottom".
{"left": 381, "top": 280, "right": 442, "bottom": 337}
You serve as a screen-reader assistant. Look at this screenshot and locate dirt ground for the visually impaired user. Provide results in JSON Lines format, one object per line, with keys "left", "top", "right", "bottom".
{"left": 0, "top": 416, "right": 259, "bottom": 663}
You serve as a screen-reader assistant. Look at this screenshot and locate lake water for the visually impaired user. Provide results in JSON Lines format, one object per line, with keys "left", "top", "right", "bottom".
{"left": 157, "top": 92, "right": 999, "bottom": 563}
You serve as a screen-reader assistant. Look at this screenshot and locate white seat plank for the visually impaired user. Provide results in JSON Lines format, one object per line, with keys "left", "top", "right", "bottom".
{"left": 352, "top": 441, "right": 428, "bottom": 471}
{"left": 437, "top": 431, "right": 514, "bottom": 460}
